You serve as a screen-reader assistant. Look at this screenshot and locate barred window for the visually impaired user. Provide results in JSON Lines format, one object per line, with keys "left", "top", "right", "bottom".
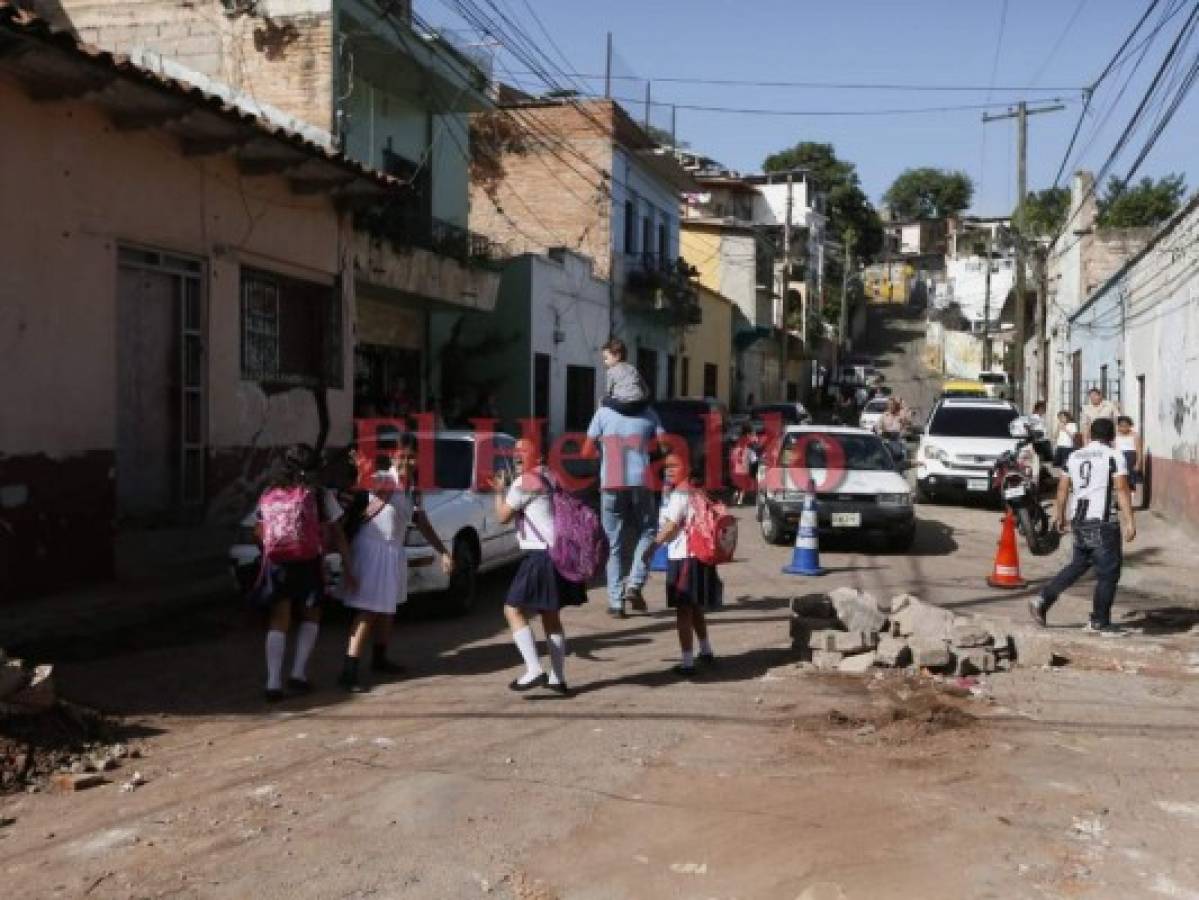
{"left": 240, "top": 268, "right": 343, "bottom": 388}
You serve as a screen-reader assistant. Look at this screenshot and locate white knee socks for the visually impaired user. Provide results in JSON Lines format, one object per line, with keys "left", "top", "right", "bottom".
{"left": 547, "top": 632, "right": 567, "bottom": 685}
{"left": 512, "top": 626, "right": 543, "bottom": 683}
{"left": 265, "top": 630, "right": 287, "bottom": 691}
{"left": 292, "top": 621, "right": 320, "bottom": 680}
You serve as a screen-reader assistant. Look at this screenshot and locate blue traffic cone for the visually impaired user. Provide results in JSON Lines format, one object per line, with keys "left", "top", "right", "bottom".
{"left": 782, "top": 490, "right": 825, "bottom": 576}
{"left": 649, "top": 542, "right": 669, "bottom": 572}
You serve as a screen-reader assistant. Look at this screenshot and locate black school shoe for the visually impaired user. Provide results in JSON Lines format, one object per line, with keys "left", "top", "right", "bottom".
{"left": 697, "top": 652, "right": 717, "bottom": 667}
{"left": 546, "top": 680, "right": 574, "bottom": 698}
{"left": 623, "top": 585, "right": 648, "bottom": 613}
{"left": 672, "top": 663, "right": 697, "bottom": 678}
{"left": 372, "top": 657, "right": 408, "bottom": 676}
{"left": 265, "top": 688, "right": 285, "bottom": 703}
{"left": 509, "top": 672, "right": 548, "bottom": 692}
{"left": 286, "top": 677, "right": 314, "bottom": 695}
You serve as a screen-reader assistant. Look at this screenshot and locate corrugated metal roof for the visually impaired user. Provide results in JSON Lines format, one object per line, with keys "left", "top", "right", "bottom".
{"left": 0, "top": 2, "right": 400, "bottom": 199}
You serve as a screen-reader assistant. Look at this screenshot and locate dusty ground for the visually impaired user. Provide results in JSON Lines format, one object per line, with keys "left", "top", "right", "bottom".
{"left": 2, "top": 307, "right": 1197, "bottom": 898}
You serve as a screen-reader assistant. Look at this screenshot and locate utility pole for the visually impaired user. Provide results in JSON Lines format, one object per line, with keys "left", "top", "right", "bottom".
{"left": 604, "top": 32, "right": 612, "bottom": 98}
{"left": 780, "top": 172, "right": 794, "bottom": 402}
{"left": 983, "top": 228, "right": 993, "bottom": 371}
{"left": 839, "top": 228, "right": 855, "bottom": 357}
{"left": 1035, "top": 245, "right": 1048, "bottom": 405}
{"left": 644, "top": 80, "right": 651, "bottom": 129}
{"left": 982, "top": 100, "right": 1065, "bottom": 407}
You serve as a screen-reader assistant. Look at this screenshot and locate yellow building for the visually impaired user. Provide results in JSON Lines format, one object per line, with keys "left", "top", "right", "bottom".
{"left": 671, "top": 284, "right": 734, "bottom": 404}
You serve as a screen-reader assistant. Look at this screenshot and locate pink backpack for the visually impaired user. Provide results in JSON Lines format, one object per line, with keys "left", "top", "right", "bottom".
{"left": 687, "top": 491, "right": 738, "bottom": 566}
{"left": 259, "top": 485, "right": 322, "bottom": 563}
{"left": 521, "top": 472, "right": 609, "bottom": 584}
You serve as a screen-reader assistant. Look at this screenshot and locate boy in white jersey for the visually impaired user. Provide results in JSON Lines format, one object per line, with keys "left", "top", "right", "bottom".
{"left": 1029, "top": 418, "right": 1136, "bottom": 635}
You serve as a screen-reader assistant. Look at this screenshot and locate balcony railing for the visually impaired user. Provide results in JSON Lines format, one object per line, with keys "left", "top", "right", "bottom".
{"left": 355, "top": 208, "right": 505, "bottom": 269}
{"left": 622, "top": 253, "right": 702, "bottom": 326}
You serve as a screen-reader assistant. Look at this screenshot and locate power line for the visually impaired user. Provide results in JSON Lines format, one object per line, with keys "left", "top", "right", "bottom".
{"left": 1029, "top": 0, "right": 1091, "bottom": 87}
{"left": 498, "top": 69, "right": 1083, "bottom": 93}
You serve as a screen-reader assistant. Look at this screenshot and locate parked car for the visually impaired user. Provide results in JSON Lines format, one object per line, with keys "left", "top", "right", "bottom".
{"left": 858, "top": 397, "right": 890, "bottom": 432}
{"left": 756, "top": 425, "right": 916, "bottom": 551}
{"left": 655, "top": 398, "right": 729, "bottom": 478}
{"left": 915, "top": 398, "right": 1022, "bottom": 503}
{"left": 976, "top": 371, "right": 1012, "bottom": 399}
{"left": 228, "top": 431, "right": 524, "bottom": 614}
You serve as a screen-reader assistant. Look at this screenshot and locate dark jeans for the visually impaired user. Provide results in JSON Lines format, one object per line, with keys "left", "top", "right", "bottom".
{"left": 1040, "top": 522, "right": 1123, "bottom": 627}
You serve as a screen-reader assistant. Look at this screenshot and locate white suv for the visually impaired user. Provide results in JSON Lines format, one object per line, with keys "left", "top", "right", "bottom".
{"left": 916, "top": 398, "right": 1021, "bottom": 502}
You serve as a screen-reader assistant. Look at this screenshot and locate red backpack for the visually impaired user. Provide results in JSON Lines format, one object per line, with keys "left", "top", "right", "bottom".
{"left": 259, "top": 485, "right": 323, "bottom": 563}
{"left": 687, "top": 491, "right": 738, "bottom": 566}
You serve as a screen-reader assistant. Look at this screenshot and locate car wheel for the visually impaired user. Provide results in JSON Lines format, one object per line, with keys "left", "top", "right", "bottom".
{"left": 888, "top": 527, "right": 916, "bottom": 553}
{"left": 758, "top": 502, "right": 787, "bottom": 545}
{"left": 445, "top": 535, "right": 479, "bottom": 615}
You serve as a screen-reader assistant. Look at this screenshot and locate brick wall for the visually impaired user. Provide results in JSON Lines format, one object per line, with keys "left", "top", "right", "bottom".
{"left": 32, "top": 0, "right": 334, "bottom": 131}
{"left": 469, "top": 101, "right": 616, "bottom": 278}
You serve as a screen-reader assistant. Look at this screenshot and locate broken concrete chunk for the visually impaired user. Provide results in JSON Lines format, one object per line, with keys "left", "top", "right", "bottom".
{"left": 1011, "top": 630, "right": 1055, "bottom": 667}
{"left": 811, "top": 650, "right": 844, "bottom": 671}
{"left": 829, "top": 589, "right": 887, "bottom": 635}
{"left": 875, "top": 636, "right": 911, "bottom": 667}
{"left": 838, "top": 651, "right": 878, "bottom": 673}
{"left": 892, "top": 600, "right": 957, "bottom": 641}
{"left": 956, "top": 648, "right": 997, "bottom": 676}
{"left": 50, "top": 773, "right": 107, "bottom": 793}
{"left": 910, "top": 639, "right": 953, "bottom": 670}
{"left": 790, "top": 594, "right": 837, "bottom": 619}
{"left": 888, "top": 593, "right": 920, "bottom": 615}
{"left": 831, "top": 631, "right": 876, "bottom": 654}
{"left": 808, "top": 630, "right": 842, "bottom": 652}
{"left": 950, "top": 622, "right": 992, "bottom": 648}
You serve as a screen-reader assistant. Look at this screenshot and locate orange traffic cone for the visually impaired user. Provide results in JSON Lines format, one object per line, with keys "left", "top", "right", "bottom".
{"left": 987, "top": 510, "right": 1028, "bottom": 589}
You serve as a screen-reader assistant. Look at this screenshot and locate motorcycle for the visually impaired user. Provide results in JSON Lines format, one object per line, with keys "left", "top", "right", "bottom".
{"left": 992, "top": 421, "right": 1059, "bottom": 556}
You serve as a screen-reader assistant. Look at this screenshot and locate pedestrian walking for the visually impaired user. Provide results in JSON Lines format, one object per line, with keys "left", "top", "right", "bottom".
{"left": 254, "top": 445, "right": 355, "bottom": 702}
{"left": 1080, "top": 388, "right": 1120, "bottom": 444}
{"left": 1029, "top": 418, "right": 1136, "bottom": 635}
{"left": 491, "top": 439, "right": 587, "bottom": 696}
{"left": 1115, "top": 416, "right": 1144, "bottom": 492}
{"left": 583, "top": 381, "right": 665, "bottom": 618}
{"left": 1054, "top": 410, "right": 1079, "bottom": 469}
{"left": 642, "top": 455, "right": 719, "bottom": 677}
{"left": 337, "top": 433, "right": 452, "bottom": 692}
{"left": 730, "top": 424, "right": 757, "bottom": 506}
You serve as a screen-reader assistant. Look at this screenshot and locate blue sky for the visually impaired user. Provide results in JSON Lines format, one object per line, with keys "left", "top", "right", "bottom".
{"left": 421, "top": 0, "right": 1198, "bottom": 216}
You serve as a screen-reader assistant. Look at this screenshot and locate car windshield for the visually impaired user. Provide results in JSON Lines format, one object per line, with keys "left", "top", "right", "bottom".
{"left": 752, "top": 404, "right": 802, "bottom": 424}
{"left": 864, "top": 399, "right": 890, "bottom": 413}
{"left": 432, "top": 439, "right": 474, "bottom": 490}
{"left": 928, "top": 406, "right": 1018, "bottom": 438}
{"left": 656, "top": 401, "right": 721, "bottom": 436}
{"left": 779, "top": 433, "right": 895, "bottom": 471}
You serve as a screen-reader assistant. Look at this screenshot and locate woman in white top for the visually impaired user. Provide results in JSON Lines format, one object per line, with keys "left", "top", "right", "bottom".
{"left": 338, "top": 434, "right": 451, "bottom": 692}
{"left": 491, "top": 439, "right": 587, "bottom": 697}
{"left": 1115, "top": 416, "right": 1143, "bottom": 489}
{"left": 1054, "top": 411, "right": 1079, "bottom": 469}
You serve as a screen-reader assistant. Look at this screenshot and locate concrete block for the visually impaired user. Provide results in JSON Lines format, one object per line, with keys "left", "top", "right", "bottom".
{"left": 830, "top": 588, "right": 886, "bottom": 635}
{"left": 832, "top": 631, "right": 876, "bottom": 654}
{"left": 876, "top": 636, "right": 911, "bottom": 667}
{"left": 893, "top": 599, "right": 957, "bottom": 641}
{"left": 888, "top": 593, "right": 920, "bottom": 615}
{"left": 808, "top": 630, "right": 842, "bottom": 652}
{"left": 956, "top": 648, "right": 997, "bottom": 676}
{"left": 910, "top": 639, "right": 953, "bottom": 670}
{"left": 791, "top": 594, "right": 837, "bottom": 619}
{"left": 950, "top": 621, "right": 992, "bottom": 648}
{"left": 1012, "top": 630, "right": 1055, "bottom": 668}
{"left": 811, "top": 650, "right": 844, "bottom": 671}
{"left": 838, "top": 651, "right": 878, "bottom": 673}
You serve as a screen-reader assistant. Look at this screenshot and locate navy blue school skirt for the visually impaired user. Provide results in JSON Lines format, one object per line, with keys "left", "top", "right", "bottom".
{"left": 665, "top": 558, "right": 721, "bottom": 610}
{"left": 506, "top": 550, "right": 588, "bottom": 612}
{"left": 251, "top": 557, "right": 326, "bottom": 611}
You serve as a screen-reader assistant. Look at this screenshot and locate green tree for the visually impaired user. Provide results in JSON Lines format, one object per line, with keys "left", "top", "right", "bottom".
{"left": 883, "top": 167, "right": 974, "bottom": 219}
{"left": 762, "top": 141, "right": 883, "bottom": 259}
{"left": 1097, "top": 174, "right": 1186, "bottom": 228}
{"left": 1013, "top": 186, "right": 1070, "bottom": 237}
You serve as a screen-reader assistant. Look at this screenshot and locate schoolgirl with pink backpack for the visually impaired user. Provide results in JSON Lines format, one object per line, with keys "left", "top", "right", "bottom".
{"left": 642, "top": 454, "right": 737, "bottom": 677}
{"left": 255, "top": 445, "right": 355, "bottom": 702}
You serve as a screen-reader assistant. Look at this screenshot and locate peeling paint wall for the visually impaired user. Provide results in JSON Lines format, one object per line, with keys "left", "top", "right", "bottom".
{"left": 0, "top": 77, "right": 352, "bottom": 595}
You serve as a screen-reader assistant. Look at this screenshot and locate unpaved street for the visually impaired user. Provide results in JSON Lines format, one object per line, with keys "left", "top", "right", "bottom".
{"left": 3, "top": 309, "right": 1199, "bottom": 899}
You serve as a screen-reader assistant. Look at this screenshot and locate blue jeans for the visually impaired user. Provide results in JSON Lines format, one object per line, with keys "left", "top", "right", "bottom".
{"left": 1040, "top": 522, "right": 1123, "bottom": 627}
{"left": 600, "top": 487, "right": 658, "bottom": 610}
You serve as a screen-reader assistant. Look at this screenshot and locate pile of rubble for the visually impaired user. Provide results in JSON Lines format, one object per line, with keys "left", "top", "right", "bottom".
{"left": 790, "top": 587, "right": 1056, "bottom": 675}
{"left": 2, "top": 647, "right": 144, "bottom": 794}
